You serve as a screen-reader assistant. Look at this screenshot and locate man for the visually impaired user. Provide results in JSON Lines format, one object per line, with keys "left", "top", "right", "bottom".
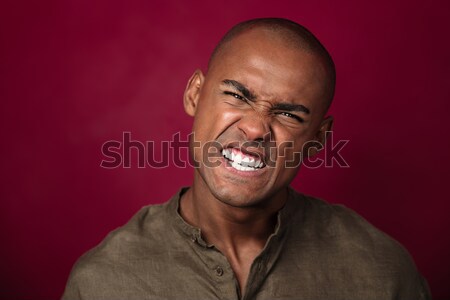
{"left": 62, "top": 18, "right": 430, "bottom": 299}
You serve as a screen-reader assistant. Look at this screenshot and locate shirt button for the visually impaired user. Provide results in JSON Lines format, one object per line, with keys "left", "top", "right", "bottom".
{"left": 215, "top": 266, "right": 224, "bottom": 276}
{"left": 190, "top": 235, "right": 196, "bottom": 242}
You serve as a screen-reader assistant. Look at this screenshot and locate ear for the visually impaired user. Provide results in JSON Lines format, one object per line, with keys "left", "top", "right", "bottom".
{"left": 316, "top": 115, "right": 333, "bottom": 145}
{"left": 304, "top": 116, "right": 334, "bottom": 157}
{"left": 183, "top": 70, "right": 205, "bottom": 117}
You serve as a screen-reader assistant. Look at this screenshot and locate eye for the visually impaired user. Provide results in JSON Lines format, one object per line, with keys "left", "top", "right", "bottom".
{"left": 224, "top": 91, "right": 246, "bottom": 101}
{"left": 277, "top": 112, "right": 304, "bottom": 123}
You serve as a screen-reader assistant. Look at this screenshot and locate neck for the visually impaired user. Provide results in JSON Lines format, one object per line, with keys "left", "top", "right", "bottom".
{"left": 179, "top": 177, "right": 288, "bottom": 252}
{"left": 179, "top": 174, "right": 289, "bottom": 295}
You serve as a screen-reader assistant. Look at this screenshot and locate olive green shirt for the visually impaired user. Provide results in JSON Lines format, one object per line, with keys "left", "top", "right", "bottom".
{"left": 62, "top": 187, "right": 431, "bottom": 300}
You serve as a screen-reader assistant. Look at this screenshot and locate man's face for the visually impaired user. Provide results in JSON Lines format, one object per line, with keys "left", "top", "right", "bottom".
{"left": 184, "top": 29, "right": 332, "bottom": 207}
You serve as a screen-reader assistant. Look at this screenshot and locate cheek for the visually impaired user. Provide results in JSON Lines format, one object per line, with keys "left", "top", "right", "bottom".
{"left": 218, "top": 109, "right": 242, "bottom": 128}
{"left": 191, "top": 104, "right": 242, "bottom": 157}
{"left": 273, "top": 130, "right": 310, "bottom": 166}
{"left": 197, "top": 103, "right": 242, "bottom": 137}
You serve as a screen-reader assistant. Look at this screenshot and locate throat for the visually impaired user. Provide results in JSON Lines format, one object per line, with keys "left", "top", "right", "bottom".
{"left": 179, "top": 185, "right": 285, "bottom": 295}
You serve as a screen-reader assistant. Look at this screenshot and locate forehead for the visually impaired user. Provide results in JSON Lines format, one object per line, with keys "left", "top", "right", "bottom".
{"left": 207, "top": 29, "right": 329, "bottom": 103}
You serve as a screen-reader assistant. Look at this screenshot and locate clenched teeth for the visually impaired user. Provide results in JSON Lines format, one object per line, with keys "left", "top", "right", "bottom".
{"left": 222, "top": 148, "right": 264, "bottom": 171}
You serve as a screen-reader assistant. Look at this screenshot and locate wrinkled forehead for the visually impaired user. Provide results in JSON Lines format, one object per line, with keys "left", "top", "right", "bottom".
{"left": 207, "top": 29, "right": 332, "bottom": 109}
{"left": 210, "top": 28, "right": 329, "bottom": 78}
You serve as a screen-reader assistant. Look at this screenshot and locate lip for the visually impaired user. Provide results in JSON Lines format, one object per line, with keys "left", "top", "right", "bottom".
{"left": 222, "top": 142, "right": 267, "bottom": 164}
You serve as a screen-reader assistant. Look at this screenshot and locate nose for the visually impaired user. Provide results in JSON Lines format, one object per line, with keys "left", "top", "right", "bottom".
{"left": 237, "top": 112, "right": 270, "bottom": 142}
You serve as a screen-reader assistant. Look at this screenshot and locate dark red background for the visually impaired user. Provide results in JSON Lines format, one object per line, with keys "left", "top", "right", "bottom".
{"left": 1, "top": 0, "right": 449, "bottom": 299}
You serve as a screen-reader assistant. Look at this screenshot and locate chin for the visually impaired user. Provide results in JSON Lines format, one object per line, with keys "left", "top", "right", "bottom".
{"left": 210, "top": 184, "right": 272, "bottom": 208}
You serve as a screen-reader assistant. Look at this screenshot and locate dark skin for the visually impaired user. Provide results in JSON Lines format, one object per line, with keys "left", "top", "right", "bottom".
{"left": 180, "top": 27, "right": 333, "bottom": 295}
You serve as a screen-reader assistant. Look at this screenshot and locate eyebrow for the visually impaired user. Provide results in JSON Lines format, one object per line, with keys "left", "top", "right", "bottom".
{"left": 222, "top": 79, "right": 257, "bottom": 101}
{"left": 221, "top": 79, "right": 310, "bottom": 114}
{"left": 272, "top": 102, "right": 310, "bottom": 114}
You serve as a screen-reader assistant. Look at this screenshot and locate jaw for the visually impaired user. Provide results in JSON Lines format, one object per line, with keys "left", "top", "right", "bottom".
{"left": 193, "top": 154, "right": 292, "bottom": 209}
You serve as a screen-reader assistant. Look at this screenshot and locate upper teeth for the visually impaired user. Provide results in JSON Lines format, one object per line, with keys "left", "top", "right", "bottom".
{"left": 222, "top": 148, "right": 264, "bottom": 169}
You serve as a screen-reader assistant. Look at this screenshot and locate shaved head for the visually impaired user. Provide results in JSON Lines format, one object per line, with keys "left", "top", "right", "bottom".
{"left": 208, "top": 18, "right": 336, "bottom": 108}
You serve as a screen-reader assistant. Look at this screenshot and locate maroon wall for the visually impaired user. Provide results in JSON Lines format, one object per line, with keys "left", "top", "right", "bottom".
{"left": 1, "top": 0, "right": 449, "bottom": 299}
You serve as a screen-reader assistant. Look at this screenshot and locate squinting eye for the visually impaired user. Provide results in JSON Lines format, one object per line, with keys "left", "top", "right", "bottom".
{"left": 278, "top": 112, "right": 304, "bottom": 123}
{"left": 224, "top": 91, "right": 245, "bottom": 101}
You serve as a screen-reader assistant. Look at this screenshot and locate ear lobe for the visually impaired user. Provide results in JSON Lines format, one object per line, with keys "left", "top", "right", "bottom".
{"left": 183, "top": 70, "right": 204, "bottom": 117}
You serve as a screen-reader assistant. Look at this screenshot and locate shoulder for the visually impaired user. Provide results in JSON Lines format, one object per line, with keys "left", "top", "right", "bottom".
{"left": 78, "top": 200, "right": 173, "bottom": 261}
{"left": 286, "top": 189, "right": 431, "bottom": 299}
{"left": 291, "top": 191, "right": 409, "bottom": 258}
{"left": 62, "top": 201, "right": 174, "bottom": 299}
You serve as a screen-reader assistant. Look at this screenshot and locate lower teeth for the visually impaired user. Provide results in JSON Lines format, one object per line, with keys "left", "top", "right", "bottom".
{"left": 230, "top": 160, "right": 258, "bottom": 172}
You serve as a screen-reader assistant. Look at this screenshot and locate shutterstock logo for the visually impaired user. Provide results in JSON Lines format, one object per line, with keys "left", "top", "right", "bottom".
{"left": 100, "top": 131, "right": 349, "bottom": 169}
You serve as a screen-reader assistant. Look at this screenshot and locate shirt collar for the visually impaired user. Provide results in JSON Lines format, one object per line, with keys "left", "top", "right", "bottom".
{"left": 167, "top": 186, "right": 305, "bottom": 247}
